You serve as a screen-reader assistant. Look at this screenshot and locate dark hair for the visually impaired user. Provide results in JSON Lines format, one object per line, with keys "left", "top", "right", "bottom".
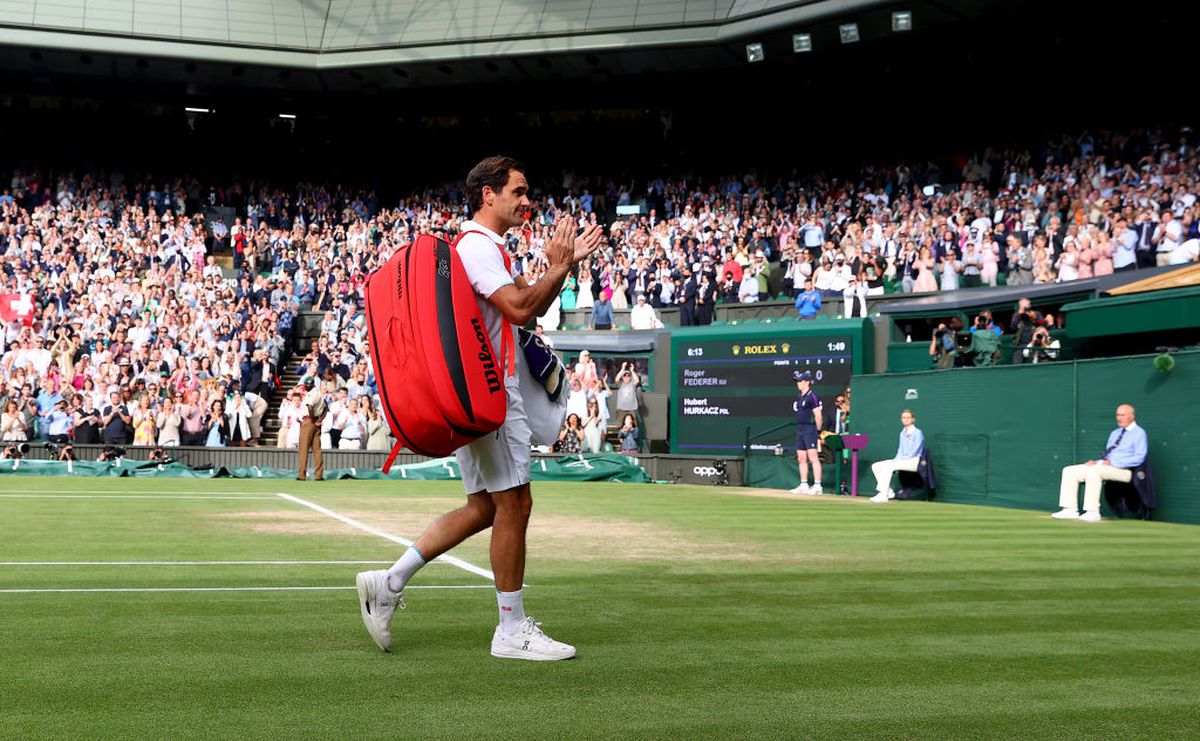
{"left": 466, "top": 156, "right": 524, "bottom": 213}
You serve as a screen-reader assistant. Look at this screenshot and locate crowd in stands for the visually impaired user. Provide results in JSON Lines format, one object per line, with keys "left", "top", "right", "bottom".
{"left": 1, "top": 126, "right": 1196, "bottom": 448}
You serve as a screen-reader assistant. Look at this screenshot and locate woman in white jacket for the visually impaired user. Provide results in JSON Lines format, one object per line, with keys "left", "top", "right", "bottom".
{"left": 226, "top": 392, "right": 253, "bottom": 447}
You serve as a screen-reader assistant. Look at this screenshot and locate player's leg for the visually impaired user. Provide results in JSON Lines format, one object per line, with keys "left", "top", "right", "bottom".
{"left": 807, "top": 449, "right": 823, "bottom": 494}
{"left": 356, "top": 458, "right": 498, "bottom": 653}
{"left": 489, "top": 483, "right": 531, "bottom": 593}
{"left": 790, "top": 450, "right": 810, "bottom": 494}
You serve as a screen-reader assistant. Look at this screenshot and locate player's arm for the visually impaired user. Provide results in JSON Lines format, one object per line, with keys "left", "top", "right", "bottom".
{"left": 813, "top": 403, "right": 823, "bottom": 431}
{"left": 488, "top": 220, "right": 604, "bottom": 325}
{"left": 488, "top": 268, "right": 569, "bottom": 327}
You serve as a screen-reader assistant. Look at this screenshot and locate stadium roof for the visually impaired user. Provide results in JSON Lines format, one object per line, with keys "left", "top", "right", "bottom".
{"left": 0, "top": 0, "right": 893, "bottom": 68}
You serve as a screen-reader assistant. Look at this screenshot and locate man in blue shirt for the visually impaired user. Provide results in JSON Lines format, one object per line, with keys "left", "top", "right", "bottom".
{"left": 1053, "top": 404, "right": 1147, "bottom": 522}
{"left": 591, "top": 294, "right": 615, "bottom": 331}
{"left": 788, "top": 370, "right": 824, "bottom": 495}
{"left": 794, "top": 278, "right": 821, "bottom": 320}
{"left": 45, "top": 400, "right": 73, "bottom": 443}
{"left": 869, "top": 409, "right": 924, "bottom": 503}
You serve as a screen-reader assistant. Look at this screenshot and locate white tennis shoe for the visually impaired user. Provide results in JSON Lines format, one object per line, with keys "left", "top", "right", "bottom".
{"left": 789, "top": 484, "right": 810, "bottom": 495}
{"left": 356, "top": 569, "right": 404, "bottom": 652}
{"left": 490, "top": 617, "right": 576, "bottom": 661}
{"left": 1051, "top": 508, "right": 1080, "bottom": 520}
{"left": 869, "top": 491, "right": 890, "bottom": 503}
{"left": 1079, "top": 511, "right": 1102, "bottom": 523}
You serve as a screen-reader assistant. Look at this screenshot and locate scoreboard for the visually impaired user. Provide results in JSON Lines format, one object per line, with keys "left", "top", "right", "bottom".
{"left": 669, "top": 320, "right": 871, "bottom": 455}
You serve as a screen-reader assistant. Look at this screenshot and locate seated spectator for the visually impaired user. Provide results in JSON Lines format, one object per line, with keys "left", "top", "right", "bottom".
{"left": 1053, "top": 404, "right": 1147, "bottom": 523}
{"left": 869, "top": 409, "right": 923, "bottom": 503}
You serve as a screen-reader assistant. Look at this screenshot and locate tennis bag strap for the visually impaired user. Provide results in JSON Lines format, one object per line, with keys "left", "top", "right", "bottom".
{"left": 380, "top": 231, "right": 515, "bottom": 475}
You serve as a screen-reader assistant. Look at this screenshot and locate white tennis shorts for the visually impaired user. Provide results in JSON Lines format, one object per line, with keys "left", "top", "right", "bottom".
{"left": 456, "top": 384, "right": 531, "bottom": 494}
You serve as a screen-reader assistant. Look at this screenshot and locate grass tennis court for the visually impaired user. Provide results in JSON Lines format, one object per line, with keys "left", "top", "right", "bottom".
{"left": 2, "top": 478, "right": 1198, "bottom": 739}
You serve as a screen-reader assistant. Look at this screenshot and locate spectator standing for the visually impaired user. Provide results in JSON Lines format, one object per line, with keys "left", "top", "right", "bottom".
{"left": 73, "top": 398, "right": 101, "bottom": 445}
{"left": 618, "top": 413, "right": 639, "bottom": 455}
{"left": 156, "top": 399, "right": 182, "bottom": 447}
{"left": 101, "top": 391, "right": 131, "bottom": 446}
{"left": 45, "top": 400, "right": 72, "bottom": 444}
{"left": 366, "top": 403, "right": 391, "bottom": 451}
{"left": 339, "top": 398, "right": 367, "bottom": 449}
{"left": 582, "top": 398, "right": 604, "bottom": 454}
{"left": 178, "top": 391, "right": 205, "bottom": 447}
{"left": 204, "top": 399, "right": 230, "bottom": 448}
{"left": 629, "top": 294, "right": 658, "bottom": 330}
{"left": 590, "top": 293, "right": 615, "bottom": 331}
{"left": 557, "top": 413, "right": 583, "bottom": 454}
{"left": 614, "top": 363, "right": 641, "bottom": 422}
{"left": 795, "top": 278, "right": 821, "bottom": 320}
{"left": 227, "top": 392, "right": 253, "bottom": 447}
{"left": 131, "top": 396, "right": 156, "bottom": 446}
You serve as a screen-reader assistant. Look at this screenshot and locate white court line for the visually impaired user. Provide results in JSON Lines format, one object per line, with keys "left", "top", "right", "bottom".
{"left": 276, "top": 492, "right": 495, "bottom": 583}
{"left": 0, "top": 585, "right": 493, "bottom": 594}
{"left": 0, "top": 494, "right": 278, "bottom": 500}
{"left": 0, "top": 489, "right": 272, "bottom": 495}
{"left": 0, "top": 560, "right": 394, "bottom": 566}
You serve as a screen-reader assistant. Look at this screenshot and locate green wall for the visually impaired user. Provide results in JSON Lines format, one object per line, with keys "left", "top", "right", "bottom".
{"left": 848, "top": 351, "right": 1200, "bottom": 524}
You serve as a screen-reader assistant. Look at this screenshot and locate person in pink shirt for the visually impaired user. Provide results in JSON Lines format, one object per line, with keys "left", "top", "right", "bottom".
{"left": 1075, "top": 235, "right": 1095, "bottom": 279}
{"left": 1091, "top": 234, "right": 1114, "bottom": 276}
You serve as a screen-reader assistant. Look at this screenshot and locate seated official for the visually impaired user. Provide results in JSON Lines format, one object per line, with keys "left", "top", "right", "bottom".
{"left": 869, "top": 409, "right": 923, "bottom": 503}
{"left": 1053, "top": 404, "right": 1147, "bottom": 523}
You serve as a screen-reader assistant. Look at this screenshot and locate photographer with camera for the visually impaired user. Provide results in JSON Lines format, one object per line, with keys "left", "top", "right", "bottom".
{"left": 97, "top": 445, "right": 125, "bottom": 463}
{"left": 929, "top": 321, "right": 958, "bottom": 370}
{"left": 1022, "top": 326, "right": 1060, "bottom": 364}
{"left": 1009, "top": 298, "right": 1043, "bottom": 365}
{"left": 1, "top": 442, "right": 30, "bottom": 460}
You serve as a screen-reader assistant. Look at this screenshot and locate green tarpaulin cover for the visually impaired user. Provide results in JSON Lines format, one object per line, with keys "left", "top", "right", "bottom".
{"left": 0, "top": 454, "right": 652, "bottom": 484}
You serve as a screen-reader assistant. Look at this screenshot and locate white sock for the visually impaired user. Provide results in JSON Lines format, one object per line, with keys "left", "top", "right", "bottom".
{"left": 497, "top": 589, "right": 526, "bottom": 635}
{"left": 386, "top": 546, "right": 426, "bottom": 593}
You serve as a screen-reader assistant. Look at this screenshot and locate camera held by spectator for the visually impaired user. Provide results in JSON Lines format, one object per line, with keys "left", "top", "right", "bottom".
{"left": 148, "top": 446, "right": 174, "bottom": 465}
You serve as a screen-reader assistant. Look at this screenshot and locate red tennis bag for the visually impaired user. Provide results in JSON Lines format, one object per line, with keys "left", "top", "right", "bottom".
{"left": 366, "top": 233, "right": 512, "bottom": 471}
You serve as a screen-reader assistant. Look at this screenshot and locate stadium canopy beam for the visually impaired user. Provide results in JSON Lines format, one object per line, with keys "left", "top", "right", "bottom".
{"left": 0, "top": 0, "right": 888, "bottom": 69}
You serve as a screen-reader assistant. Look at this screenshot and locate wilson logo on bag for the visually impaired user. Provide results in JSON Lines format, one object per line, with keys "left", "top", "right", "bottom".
{"left": 365, "top": 233, "right": 512, "bottom": 471}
